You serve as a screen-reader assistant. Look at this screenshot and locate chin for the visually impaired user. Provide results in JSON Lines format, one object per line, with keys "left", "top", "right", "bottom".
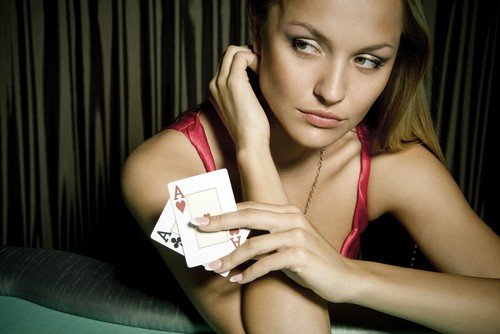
{"left": 288, "top": 126, "right": 343, "bottom": 150}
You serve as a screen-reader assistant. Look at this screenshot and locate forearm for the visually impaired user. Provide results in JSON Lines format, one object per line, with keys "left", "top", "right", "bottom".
{"left": 242, "top": 272, "right": 330, "bottom": 333}
{"left": 155, "top": 246, "right": 245, "bottom": 334}
{"left": 237, "top": 147, "right": 330, "bottom": 333}
{"left": 236, "top": 147, "right": 289, "bottom": 204}
{"left": 349, "top": 260, "right": 500, "bottom": 333}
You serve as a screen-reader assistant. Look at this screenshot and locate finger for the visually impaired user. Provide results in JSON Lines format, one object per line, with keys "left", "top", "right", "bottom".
{"left": 209, "top": 47, "right": 227, "bottom": 89}
{"left": 193, "top": 208, "right": 303, "bottom": 234}
{"left": 209, "top": 47, "right": 232, "bottom": 95}
{"left": 217, "top": 45, "right": 254, "bottom": 84}
{"left": 209, "top": 46, "right": 255, "bottom": 112}
{"left": 229, "top": 249, "right": 304, "bottom": 284}
{"left": 226, "top": 51, "right": 259, "bottom": 89}
{"left": 236, "top": 201, "right": 302, "bottom": 214}
{"left": 251, "top": 253, "right": 268, "bottom": 261}
{"left": 234, "top": 49, "right": 260, "bottom": 74}
{"left": 212, "top": 232, "right": 296, "bottom": 273}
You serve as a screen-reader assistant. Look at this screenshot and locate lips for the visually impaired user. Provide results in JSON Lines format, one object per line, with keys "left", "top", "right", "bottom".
{"left": 299, "top": 109, "right": 344, "bottom": 128}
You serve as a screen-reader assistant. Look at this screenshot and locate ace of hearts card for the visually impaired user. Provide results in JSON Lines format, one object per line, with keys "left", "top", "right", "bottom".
{"left": 167, "top": 168, "right": 249, "bottom": 268}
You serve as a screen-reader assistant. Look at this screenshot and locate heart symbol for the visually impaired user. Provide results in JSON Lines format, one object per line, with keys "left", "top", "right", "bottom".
{"left": 203, "top": 213, "right": 211, "bottom": 219}
{"left": 175, "top": 200, "right": 186, "bottom": 213}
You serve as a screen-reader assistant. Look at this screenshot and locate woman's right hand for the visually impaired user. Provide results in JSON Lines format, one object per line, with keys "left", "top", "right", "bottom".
{"left": 196, "top": 201, "right": 358, "bottom": 304}
{"left": 209, "top": 45, "right": 269, "bottom": 152}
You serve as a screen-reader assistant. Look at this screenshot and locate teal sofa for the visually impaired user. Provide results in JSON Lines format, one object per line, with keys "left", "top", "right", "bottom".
{"left": 0, "top": 246, "right": 210, "bottom": 333}
{"left": 0, "top": 246, "right": 437, "bottom": 333}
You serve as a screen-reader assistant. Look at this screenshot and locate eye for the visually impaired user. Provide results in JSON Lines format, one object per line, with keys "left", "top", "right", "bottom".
{"left": 291, "top": 38, "right": 320, "bottom": 55}
{"left": 354, "top": 55, "right": 383, "bottom": 70}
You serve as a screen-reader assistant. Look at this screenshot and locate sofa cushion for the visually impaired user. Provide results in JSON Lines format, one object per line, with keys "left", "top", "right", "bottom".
{"left": 0, "top": 246, "right": 210, "bottom": 333}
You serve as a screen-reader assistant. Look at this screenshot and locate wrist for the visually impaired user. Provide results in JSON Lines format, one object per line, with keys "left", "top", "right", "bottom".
{"left": 236, "top": 145, "right": 273, "bottom": 167}
{"left": 235, "top": 146, "right": 289, "bottom": 204}
{"left": 334, "top": 258, "right": 374, "bottom": 304}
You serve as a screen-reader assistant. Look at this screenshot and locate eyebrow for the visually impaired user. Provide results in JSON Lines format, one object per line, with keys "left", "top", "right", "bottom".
{"left": 286, "top": 21, "right": 395, "bottom": 53}
{"left": 287, "top": 22, "right": 331, "bottom": 46}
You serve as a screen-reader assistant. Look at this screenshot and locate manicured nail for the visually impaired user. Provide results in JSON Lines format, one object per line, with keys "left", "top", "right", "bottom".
{"left": 192, "top": 216, "right": 210, "bottom": 226}
{"left": 207, "top": 259, "right": 222, "bottom": 270}
{"left": 229, "top": 274, "right": 243, "bottom": 283}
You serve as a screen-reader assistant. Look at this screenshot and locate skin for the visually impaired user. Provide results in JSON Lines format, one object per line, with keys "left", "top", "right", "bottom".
{"left": 122, "top": 0, "right": 500, "bottom": 333}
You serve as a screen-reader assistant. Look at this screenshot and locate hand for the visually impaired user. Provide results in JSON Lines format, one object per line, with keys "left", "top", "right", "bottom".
{"left": 209, "top": 45, "right": 269, "bottom": 151}
{"left": 195, "top": 202, "right": 358, "bottom": 303}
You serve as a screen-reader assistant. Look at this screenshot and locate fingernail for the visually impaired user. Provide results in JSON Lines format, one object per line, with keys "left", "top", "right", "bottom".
{"left": 229, "top": 274, "right": 243, "bottom": 283}
{"left": 192, "top": 216, "right": 210, "bottom": 226}
{"left": 207, "top": 259, "right": 222, "bottom": 270}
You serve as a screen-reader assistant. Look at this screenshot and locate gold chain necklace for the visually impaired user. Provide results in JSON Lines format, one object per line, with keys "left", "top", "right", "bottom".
{"left": 303, "top": 148, "right": 325, "bottom": 215}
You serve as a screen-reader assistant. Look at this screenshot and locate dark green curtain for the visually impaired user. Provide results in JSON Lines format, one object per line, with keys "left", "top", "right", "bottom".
{"left": 431, "top": 0, "right": 499, "bottom": 227}
{"left": 0, "top": 0, "right": 250, "bottom": 261}
{"left": 0, "top": 0, "right": 498, "bottom": 263}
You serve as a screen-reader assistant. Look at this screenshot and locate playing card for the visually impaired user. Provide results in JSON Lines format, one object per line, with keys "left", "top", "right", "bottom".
{"left": 151, "top": 199, "right": 184, "bottom": 255}
{"left": 167, "top": 168, "right": 250, "bottom": 269}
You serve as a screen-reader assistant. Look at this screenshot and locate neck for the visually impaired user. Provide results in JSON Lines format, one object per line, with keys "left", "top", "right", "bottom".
{"left": 267, "top": 111, "right": 320, "bottom": 168}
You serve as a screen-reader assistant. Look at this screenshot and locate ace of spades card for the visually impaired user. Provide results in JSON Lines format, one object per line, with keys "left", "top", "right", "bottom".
{"left": 167, "top": 169, "right": 249, "bottom": 268}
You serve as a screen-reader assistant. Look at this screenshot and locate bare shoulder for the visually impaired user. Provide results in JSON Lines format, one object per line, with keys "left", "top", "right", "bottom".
{"left": 121, "top": 105, "right": 233, "bottom": 230}
{"left": 368, "top": 144, "right": 500, "bottom": 276}
{"left": 367, "top": 144, "right": 455, "bottom": 220}
{"left": 121, "top": 128, "right": 206, "bottom": 230}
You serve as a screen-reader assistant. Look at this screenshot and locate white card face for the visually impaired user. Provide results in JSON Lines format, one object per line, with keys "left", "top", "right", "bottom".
{"left": 151, "top": 199, "right": 184, "bottom": 255}
{"left": 187, "top": 188, "right": 229, "bottom": 247}
{"left": 168, "top": 168, "right": 249, "bottom": 268}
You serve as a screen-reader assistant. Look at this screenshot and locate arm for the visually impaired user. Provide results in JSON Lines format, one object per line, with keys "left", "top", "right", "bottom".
{"left": 372, "top": 146, "right": 500, "bottom": 278}
{"left": 198, "top": 144, "right": 500, "bottom": 333}
{"left": 199, "top": 204, "right": 500, "bottom": 334}
{"left": 358, "top": 144, "right": 500, "bottom": 332}
{"left": 348, "top": 260, "right": 500, "bottom": 333}
{"left": 236, "top": 149, "right": 331, "bottom": 333}
{"left": 209, "top": 45, "right": 331, "bottom": 333}
{"left": 120, "top": 130, "right": 246, "bottom": 334}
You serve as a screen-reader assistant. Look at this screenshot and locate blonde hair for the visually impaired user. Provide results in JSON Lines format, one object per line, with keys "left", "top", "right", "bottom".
{"left": 367, "top": 0, "right": 445, "bottom": 162}
{"left": 247, "top": 0, "right": 445, "bottom": 163}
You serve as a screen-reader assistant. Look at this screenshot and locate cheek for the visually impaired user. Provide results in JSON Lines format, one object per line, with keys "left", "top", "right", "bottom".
{"left": 349, "top": 67, "right": 394, "bottom": 115}
{"left": 346, "top": 86, "right": 381, "bottom": 124}
{"left": 355, "top": 81, "right": 385, "bottom": 109}
{"left": 258, "top": 51, "right": 307, "bottom": 106}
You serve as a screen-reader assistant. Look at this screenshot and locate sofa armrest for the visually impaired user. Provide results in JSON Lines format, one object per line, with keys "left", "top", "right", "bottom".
{"left": 0, "top": 246, "right": 210, "bottom": 333}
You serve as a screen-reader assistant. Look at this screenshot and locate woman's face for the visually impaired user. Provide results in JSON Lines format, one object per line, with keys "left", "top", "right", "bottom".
{"left": 256, "top": 0, "right": 402, "bottom": 148}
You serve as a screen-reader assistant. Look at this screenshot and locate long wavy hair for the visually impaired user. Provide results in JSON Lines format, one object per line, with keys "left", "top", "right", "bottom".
{"left": 247, "top": 0, "right": 445, "bottom": 163}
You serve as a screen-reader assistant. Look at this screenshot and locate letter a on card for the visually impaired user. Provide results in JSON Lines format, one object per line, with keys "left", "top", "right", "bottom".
{"left": 174, "top": 185, "right": 186, "bottom": 213}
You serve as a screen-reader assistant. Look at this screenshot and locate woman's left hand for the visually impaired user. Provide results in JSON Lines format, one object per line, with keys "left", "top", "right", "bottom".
{"left": 208, "top": 45, "right": 268, "bottom": 152}
{"left": 194, "top": 201, "right": 358, "bottom": 303}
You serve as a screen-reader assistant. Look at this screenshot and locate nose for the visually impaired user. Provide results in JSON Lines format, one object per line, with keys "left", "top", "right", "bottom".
{"left": 313, "top": 60, "right": 346, "bottom": 105}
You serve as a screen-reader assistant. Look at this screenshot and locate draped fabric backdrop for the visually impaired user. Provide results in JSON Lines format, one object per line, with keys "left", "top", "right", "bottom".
{"left": 431, "top": 0, "right": 499, "bottom": 226}
{"left": 1, "top": 0, "right": 498, "bottom": 264}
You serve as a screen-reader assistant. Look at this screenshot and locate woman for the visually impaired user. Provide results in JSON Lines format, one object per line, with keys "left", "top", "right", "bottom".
{"left": 121, "top": 0, "right": 500, "bottom": 332}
